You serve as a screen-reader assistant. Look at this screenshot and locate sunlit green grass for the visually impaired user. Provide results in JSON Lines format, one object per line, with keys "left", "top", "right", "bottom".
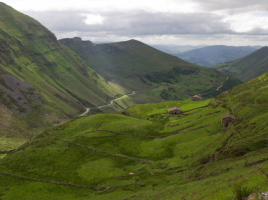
{"left": 3, "top": 98, "right": 266, "bottom": 199}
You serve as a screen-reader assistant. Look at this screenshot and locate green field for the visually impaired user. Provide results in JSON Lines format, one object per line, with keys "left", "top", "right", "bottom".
{"left": 1, "top": 86, "right": 268, "bottom": 199}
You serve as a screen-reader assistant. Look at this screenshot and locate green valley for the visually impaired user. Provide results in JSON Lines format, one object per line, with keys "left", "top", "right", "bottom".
{"left": 1, "top": 77, "right": 268, "bottom": 199}
{"left": 1, "top": 2, "right": 268, "bottom": 200}
{"left": 59, "top": 38, "right": 241, "bottom": 103}
{"left": 0, "top": 2, "right": 241, "bottom": 153}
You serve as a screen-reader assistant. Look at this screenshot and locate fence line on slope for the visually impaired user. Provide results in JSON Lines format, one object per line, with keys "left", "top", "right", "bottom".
{"left": 63, "top": 140, "right": 150, "bottom": 163}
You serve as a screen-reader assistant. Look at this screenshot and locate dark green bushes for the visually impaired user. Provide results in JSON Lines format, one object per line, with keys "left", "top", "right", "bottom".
{"left": 233, "top": 181, "right": 254, "bottom": 200}
{"left": 145, "top": 66, "right": 198, "bottom": 84}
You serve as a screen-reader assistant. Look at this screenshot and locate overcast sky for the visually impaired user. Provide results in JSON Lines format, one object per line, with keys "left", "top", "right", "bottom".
{"left": 2, "top": 0, "right": 268, "bottom": 45}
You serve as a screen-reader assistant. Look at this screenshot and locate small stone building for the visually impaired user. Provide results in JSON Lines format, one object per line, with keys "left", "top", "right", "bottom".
{"left": 168, "top": 107, "right": 182, "bottom": 114}
{"left": 222, "top": 91, "right": 229, "bottom": 96}
{"left": 192, "top": 95, "right": 202, "bottom": 101}
{"left": 221, "top": 113, "right": 235, "bottom": 127}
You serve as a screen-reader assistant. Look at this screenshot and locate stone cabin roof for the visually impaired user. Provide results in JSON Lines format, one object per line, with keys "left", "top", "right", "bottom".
{"left": 193, "top": 95, "right": 202, "bottom": 98}
{"left": 222, "top": 91, "right": 229, "bottom": 96}
{"left": 221, "top": 113, "right": 235, "bottom": 119}
{"left": 168, "top": 107, "right": 182, "bottom": 112}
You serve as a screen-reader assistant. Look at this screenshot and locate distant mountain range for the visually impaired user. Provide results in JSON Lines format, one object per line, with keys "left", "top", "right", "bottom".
{"left": 213, "top": 46, "right": 268, "bottom": 82}
{"left": 176, "top": 56, "right": 214, "bottom": 67}
{"left": 175, "top": 45, "right": 262, "bottom": 67}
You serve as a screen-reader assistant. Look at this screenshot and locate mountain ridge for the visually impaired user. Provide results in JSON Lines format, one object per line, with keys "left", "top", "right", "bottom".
{"left": 212, "top": 46, "right": 268, "bottom": 82}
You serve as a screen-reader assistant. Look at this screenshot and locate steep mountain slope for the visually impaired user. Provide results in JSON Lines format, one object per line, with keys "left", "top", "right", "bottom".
{"left": 60, "top": 38, "right": 241, "bottom": 102}
{"left": 213, "top": 46, "right": 268, "bottom": 82}
{"left": 1, "top": 70, "right": 268, "bottom": 199}
{"left": 176, "top": 45, "right": 258, "bottom": 67}
{"left": 0, "top": 3, "right": 125, "bottom": 150}
{"left": 215, "top": 69, "right": 268, "bottom": 159}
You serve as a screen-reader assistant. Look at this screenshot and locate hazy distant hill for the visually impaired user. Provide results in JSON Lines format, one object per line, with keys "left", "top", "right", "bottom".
{"left": 176, "top": 45, "right": 259, "bottom": 67}
{"left": 176, "top": 56, "right": 213, "bottom": 67}
{"left": 150, "top": 44, "right": 207, "bottom": 55}
{"left": 213, "top": 46, "right": 268, "bottom": 82}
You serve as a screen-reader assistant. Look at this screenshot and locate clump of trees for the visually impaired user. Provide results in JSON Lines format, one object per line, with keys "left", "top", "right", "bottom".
{"left": 145, "top": 66, "right": 198, "bottom": 84}
{"left": 160, "top": 89, "right": 170, "bottom": 100}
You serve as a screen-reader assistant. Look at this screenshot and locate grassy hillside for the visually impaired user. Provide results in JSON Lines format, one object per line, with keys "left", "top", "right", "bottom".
{"left": 1, "top": 69, "right": 268, "bottom": 200}
{"left": 213, "top": 47, "right": 268, "bottom": 82}
{"left": 60, "top": 38, "right": 241, "bottom": 102}
{"left": 0, "top": 3, "right": 126, "bottom": 151}
{"left": 0, "top": 99, "right": 231, "bottom": 199}
{"left": 177, "top": 45, "right": 258, "bottom": 67}
{"left": 215, "top": 70, "right": 268, "bottom": 158}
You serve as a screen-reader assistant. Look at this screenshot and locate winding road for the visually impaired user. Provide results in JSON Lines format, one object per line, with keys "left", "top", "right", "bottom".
{"left": 216, "top": 77, "right": 228, "bottom": 91}
{"left": 188, "top": 76, "right": 229, "bottom": 99}
{"left": 79, "top": 91, "right": 136, "bottom": 117}
{"left": 80, "top": 76, "right": 229, "bottom": 117}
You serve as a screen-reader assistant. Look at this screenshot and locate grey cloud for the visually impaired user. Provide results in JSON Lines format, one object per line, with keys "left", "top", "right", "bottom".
{"left": 192, "top": 0, "right": 268, "bottom": 12}
{"left": 25, "top": 11, "right": 87, "bottom": 31}
{"left": 24, "top": 8, "right": 268, "bottom": 44}
{"left": 25, "top": 10, "right": 233, "bottom": 36}
{"left": 245, "top": 27, "right": 268, "bottom": 35}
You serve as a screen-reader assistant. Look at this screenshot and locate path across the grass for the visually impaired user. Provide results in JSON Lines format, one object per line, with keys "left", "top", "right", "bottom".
{"left": 80, "top": 76, "right": 228, "bottom": 117}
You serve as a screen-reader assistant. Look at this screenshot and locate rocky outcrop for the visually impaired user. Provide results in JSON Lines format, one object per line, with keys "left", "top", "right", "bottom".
{"left": 59, "top": 37, "right": 82, "bottom": 44}
{"left": 246, "top": 192, "right": 268, "bottom": 200}
{"left": 0, "top": 73, "right": 40, "bottom": 114}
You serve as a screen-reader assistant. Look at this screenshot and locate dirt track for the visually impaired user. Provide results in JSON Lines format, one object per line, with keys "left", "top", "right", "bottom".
{"left": 79, "top": 91, "right": 135, "bottom": 117}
